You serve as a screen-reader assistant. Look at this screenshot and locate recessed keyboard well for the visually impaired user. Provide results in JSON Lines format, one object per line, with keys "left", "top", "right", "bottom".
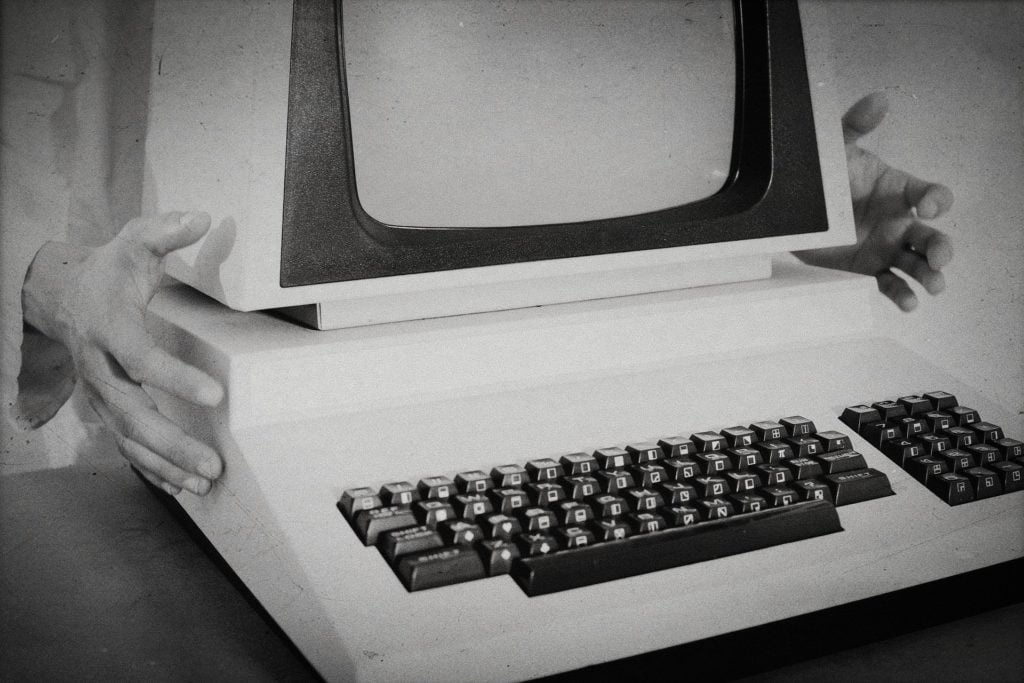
{"left": 339, "top": 413, "right": 894, "bottom": 596}
{"left": 841, "top": 391, "right": 1024, "bottom": 505}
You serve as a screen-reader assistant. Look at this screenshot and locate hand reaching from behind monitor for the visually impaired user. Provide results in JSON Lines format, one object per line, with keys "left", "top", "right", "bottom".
{"left": 794, "top": 92, "right": 954, "bottom": 311}
{"left": 21, "top": 212, "right": 224, "bottom": 496}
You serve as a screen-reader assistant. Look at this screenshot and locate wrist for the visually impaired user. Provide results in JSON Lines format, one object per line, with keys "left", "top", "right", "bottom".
{"left": 21, "top": 241, "right": 93, "bottom": 344}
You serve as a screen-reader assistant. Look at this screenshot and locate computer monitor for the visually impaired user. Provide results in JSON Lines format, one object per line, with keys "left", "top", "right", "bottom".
{"left": 143, "top": 0, "right": 853, "bottom": 329}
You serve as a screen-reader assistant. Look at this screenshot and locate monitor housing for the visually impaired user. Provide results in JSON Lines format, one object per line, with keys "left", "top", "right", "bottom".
{"left": 143, "top": 0, "right": 854, "bottom": 328}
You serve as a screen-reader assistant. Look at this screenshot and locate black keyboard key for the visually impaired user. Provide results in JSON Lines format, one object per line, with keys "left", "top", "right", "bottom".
{"left": 512, "top": 500, "right": 842, "bottom": 596}
{"left": 455, "top": 470, "right": 494, "bottom": 494}
{"left": 658, "top": 436, "right": 696, "bottom": 458}
{"left": 413, "top": 499, "right": 456, "bottom": 527}
{"left": 691, "top": 431, "right": 728, "bottom": 453}
{"left": 517, "top": 507, "right": 558, "bottom": 533}
{"left": 924, "top": 391, "right": 958, "bottom": 410}
{"left": 629, "top": 512, "right": 668, "bottom": 533}
{"left": 526, "top": 458, "right": 564, "bottom": 482}
{"left": 720, "top": 426, "right": 758, "bottom": 447}
{"left": 556, "top": 526, "right": 597, "bottom": 549}
{"left": 926, "top": 472, "right": 975, "bottom": 505}
{"left": 596, "top": 469, "right": 635, "bottom": 494}
{"left": 872, "top": 400, "right": 907, "bottom": 421}
{"left": 594, "top": 447, "right": 632, "bottom": 470}
{"left": 963, "top": 467, "right": 1003, "bottom": 499}
{"left": 562, "top": 475, "right": 600, "bottom": 501}
{"left": 693, "top": 451, "right": 732, "bottom": 475}
{"left": 942, "top": 426, "right": 977, "bottom": 449}
{"left": 785, "top": 435, "right": 823, "bottom": 458}
{"left": 780, "top": 416, "right": 816, "bottom": 436}
{"left": 905, "top": 456, "right": 949, "bottom": 484}
{"left": 478, "top": 539, "right": 519, "bottom": 576}
{"left": 625, "top": 442, "right": 663, "bottom": 464}
{"left": 784, "top": 457, "right": 824, "bottom": 480}
{"left": 840, "top": 405, "right": 882, "bottom": 432}
{"left": 588, "top": 494, "right": 628, "bottom": 519}
{"left": 815, "top": 430, "right": 853, "bottom": 452}
{"left": 488, "top": 488, "right": 528, "bottom": 514}
{"left": 882, "top": 438, "right": 925, "bottom": 466}
{"left": 898, "top": 395, "right": 933, "bottom": 415}
{"left": 380, "top": 481, "right": 419, "bottom": 506}
{"left": 995, "top": 438, "right": 1024, "bottom": 460}
{"left": 438, "top": 519, "right": 484, "bottom": 546}
{"left": 754, "top": 440, "right": 794, "bottom": 463}
{"left": 553, "top": 500, "right": 594, "bottom": 527}
{"left": 480, "top": 513, "right": 522, "bottom": 541}
{"left": 726, "top": 447, "right": 764, "bottom": 470}
{"left": 632, "top": 463, "right": 668, "bottom": 488}
{"left": 452, "top": 493, "right": 493, "bottom": 521}
{"left": 922, "top": 411, "right": 954, "bottom": 433}
{"left": 525, "top": 481, "right": 567, "bottom": 506}
{"left": 516, "top": 532, "right": 560, "bottom": 557}
{"left": 966, "top": 443, "right": 1002, "bottom": 467}
{"left": 590, "top": 518, "right": 632, "bottom": 541}
{"left": 657, "top": 482, "right": 698, "bottom": 506}
{"left": 815, "top": 448, "right": 868, "bottom": 475}
{"left": 750, "top": 421, "right": 787, "bottom": 441}
{"left": 662, "top": 457, "right": 700, "bottom": 481}
{"left": 491, "top": 464, "right": 528, "bottom": 488}
{"left": 354, "top": 505, "right": 418, "bottom": 545}
{"left": 724, "top": 471, "right": 762, "bottom": 494}
{"left": 379, "top": 525, "right": 443, "bottom": 563}
{"left": 693, "top": 476, "right": 730, "bottom": 498}
{"left": 948, "top": 405, "right": 981, "bottom": 426}
{"left": 989, "top": 461, "right": 1024, "bottom": 492}
{"left": 760, "top": 485, "right": 799, "bottom": 508}
{"left": 791, "top": 479, "right": 833, "bottom": 504}
{"left": 396, "top": 546, "right": 486, "bottom": 591}
{"left": 891, "top": 416, "right": 928, "bottom": 439}
{"left": 559, "top": 452, "right": 599, "bottom": 476}
{"left": 418, "top": 476, "right": 456, "bottom": 500}
{"left": 824, "top": 468, "right": 894, "bottom": 506}
{"left": 861, "top": 422, "right": 901, "bottom": 448}
{"left": 915, "top": 433, "right": 952, "bottom": 456}
{"left": 729, "top": 493, "right": 768, "bottom": 513}
{"left": 338, "top": 487, "right": 382, "bottom": 521}
{"left": 936, "top": 448, "right": 975, "bottom": 472}
{"left": 696, "top": 497, "right": 737, "bottom": 519}
{"left": 970, "top": 422, "right": 1005, "bottom": 444}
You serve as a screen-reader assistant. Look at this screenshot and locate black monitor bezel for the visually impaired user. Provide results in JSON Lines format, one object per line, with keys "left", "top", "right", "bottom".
{"left": 280, "top": 0, "right": 827, "bottom": 287}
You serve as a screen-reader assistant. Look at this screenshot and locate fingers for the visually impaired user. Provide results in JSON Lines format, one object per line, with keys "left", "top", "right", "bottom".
{"left": 122, "top": 211, "right": 212, "bottom": 257}
{"left": 903, "top": 178, "right": 954, "bottom": 220}
{"left": 83, "top": 351, "right": 223, "bottom": 493}
{"left": 877, "top": 270, "right": 918, "bottom": 312}
{"left": 904, "top": 221, "right": 954, "bottom": 270}
{"left": 842, "top": 92, "right": 889, "bottom": 145}
{"left": 112, "top": 324, "right": 224, "bottom": 407}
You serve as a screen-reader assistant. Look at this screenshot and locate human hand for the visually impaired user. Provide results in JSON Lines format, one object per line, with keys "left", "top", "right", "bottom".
{"left": 22, "top": 212, "right": 224, "bottom": 496}
{"left": 795, "top": 92, "right": 954, "bottom": 311}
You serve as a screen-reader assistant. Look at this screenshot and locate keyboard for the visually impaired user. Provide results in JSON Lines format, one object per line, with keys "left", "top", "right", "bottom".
{"left": 340, "top": 414, "right": 893, "bottom": 595}
{"left": 841, "top": 391, "right": 1024, "bottom": 504}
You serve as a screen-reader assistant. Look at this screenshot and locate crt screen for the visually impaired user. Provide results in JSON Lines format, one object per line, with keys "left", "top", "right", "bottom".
{"left": 342, "top": 0, "right": 736, "bottom": 229}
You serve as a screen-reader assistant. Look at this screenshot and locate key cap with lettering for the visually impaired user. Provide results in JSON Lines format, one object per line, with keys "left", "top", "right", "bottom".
{"left": 594, "top": 447, "right": 632, "bottom": 470}
{"left": 657, "top": 481, "right": 698, "bottom": 506}
{"left": 728, "top": 492, "right": 768, "bottom": 513}
{"left": 691, "top": 431, "right": 728, "bottom": 453}
{"left": 926, "top": 472, "right": 974, "bottom": 505}
{"left": 948, "top": 405, "right": 980, "bottom": 426}
{"left": 339, "top": 487, "right": 382, "bottom": 522}
{"left": 965, "top": 443, "right": 1001, "bottom": 467}
{"left": 872, "top": 400, "right": 907, "bottom": 421}
{"left": 589, "top": 493, "right": 628, "bottom": 519}
{"left": 791, "top": 479, "right": 833, "bottom": 504}
{"left": 814, "top": 448, "right": 868, "bottom": 475}
{"left": 379, "top": 525, "right": 443, "bottom": 563}
{"left": 491, "top": 464, "right": 528, "bottom": 488}
{"left": 824, "top": 468, "right": 894, "bottom": 506}
{"left": 922, "top": 411, "right": 954, "bottom": 433}
{"left": 438, "top": 519, "right": 483, "bottom": 546}
{"left": 989, "top": 461, "right": 1024, "bottom": 493}
{"left": 418, "top": 476, "right": 456, "bottom": 500}
{"left": 905, "top": 456, "right": 949, "bottom": 485}
{"left": 626, "top": 442, "right": 663, "bottom": 464}
{"left": 995, "top": 438, "right": 1024, "bottom": 460}
{"left": 562, "top": 475, "right": 600, "bottom": 501}
{"left": 750, "top": 421, "right": 787, "bottom": 441}
{"left": 785, "top": 435, "right": 823, "bottom": 458}
{"left": 726, "top": 447, "right": 763, "bottom": 470}
{"left": 658, "top": 436, "right": 696, "bottom": 458}
{"left": 456, "top": 470, "right": 494, "bottom": 494}
{"left": 721, "top": 426, "right": 758, "bottom": 448}
{"left": 477, "top": 539, "right": 519, "bottom": 576}
{"left": 560, "top": 452, "right": 598, "bottom": 476}
{"left": 662, "top": 457, "right": 700, "bottom": 481}
{"left": 396, "top": 546, "right": 486, "bottom": 591}
{"left": 861, "top": 422, "right": 901, "bottom": 448}
{"left": 942, "top": 426, "right": 977, "bottom": 449}
{"left": 882, "top": 438, "right": 925, "bottom": 467}
{"left": 755, "top": 440, "right": 794, "bottom": 463}
{"left": 480, "top": 513, "right": 522, "bottom": 541}
{"left": 969, "top": 422, "right": 1005, "bottom": 444}
{"left": 380, "top": 481, "right": 420, "bottom": 506}
{"left": 693, "top": 451, "right": 732, "bottom": 475}
{"left": 963, "top": 467, "right": 1003, "bottom": 499}
{"left": 556, "top": 526, "right": 596, "bottom": 549}
{"left": 526, "top": 458, "right": 564, "bottom": 482}
{"left": 815, "top": 430, "right": 853, "bottom": 452}
{"left": 780, "top": 416, "right": 816, "bottom": 436}
{"left": 354, "top": 505, "right": 418, "bottom": 546}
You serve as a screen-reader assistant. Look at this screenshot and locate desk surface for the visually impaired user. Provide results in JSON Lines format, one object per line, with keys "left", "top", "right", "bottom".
{"left": 2, "top": 436, "right": 1021, "bottom": 682}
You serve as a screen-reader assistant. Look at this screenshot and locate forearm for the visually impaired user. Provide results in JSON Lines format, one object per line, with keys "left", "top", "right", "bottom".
{"left": 21, "top": 241, "right": 92, "bottom": 343}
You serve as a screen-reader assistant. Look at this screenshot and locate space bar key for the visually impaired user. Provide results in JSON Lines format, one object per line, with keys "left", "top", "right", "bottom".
{"left": 511, "top": 500, "right": 842, "bottom": 596}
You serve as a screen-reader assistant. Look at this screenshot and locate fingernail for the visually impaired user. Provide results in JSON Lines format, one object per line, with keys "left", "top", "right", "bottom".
{"left": 198, "top": 458, "right": 222, "bottom": 480}
{"left": 198, "top": 381, "right": 225, "bottom": 406}
{"left": 187, "top": 477, "right": 212, "bottom": 495}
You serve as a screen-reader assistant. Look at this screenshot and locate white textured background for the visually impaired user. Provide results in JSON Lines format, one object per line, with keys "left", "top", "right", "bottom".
{"left": 824, "top": 1, "right": 1023, "bottom": 421}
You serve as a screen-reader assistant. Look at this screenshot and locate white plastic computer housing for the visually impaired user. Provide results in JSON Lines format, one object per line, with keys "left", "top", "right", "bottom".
{"left": 142, "top": 0, "right": 854, "bottom": 329}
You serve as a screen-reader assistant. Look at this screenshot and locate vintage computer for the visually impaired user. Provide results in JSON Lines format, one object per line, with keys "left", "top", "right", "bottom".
{"left": 142, "top": 1, "right": 1023, "bottom": 680}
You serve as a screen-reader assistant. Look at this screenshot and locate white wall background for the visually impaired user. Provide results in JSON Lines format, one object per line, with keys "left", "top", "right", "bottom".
{"left": 825, "top": 1, "right": 1023, "bottom": 418}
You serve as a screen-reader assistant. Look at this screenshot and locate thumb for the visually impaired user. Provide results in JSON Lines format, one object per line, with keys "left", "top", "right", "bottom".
{"left": 132, "top": 211, "right": 212, "bottom": 257}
